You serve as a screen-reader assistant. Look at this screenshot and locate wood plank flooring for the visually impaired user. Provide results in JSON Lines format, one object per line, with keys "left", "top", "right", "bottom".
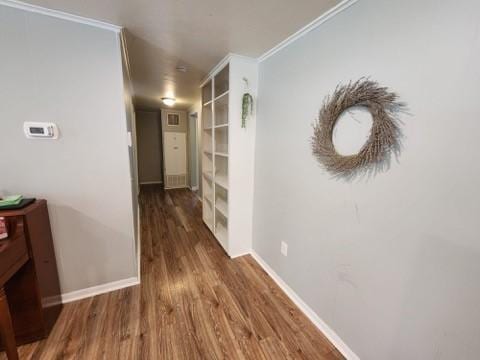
{"left": 1, "top": 186, "right": 343, "bottom": 359}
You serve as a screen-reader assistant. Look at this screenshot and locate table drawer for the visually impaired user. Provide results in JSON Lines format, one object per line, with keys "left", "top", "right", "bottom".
{"left": 0, "top": 218, "right": 28, "bottom": 283}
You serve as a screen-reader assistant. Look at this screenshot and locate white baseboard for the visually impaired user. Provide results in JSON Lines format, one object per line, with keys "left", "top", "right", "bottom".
{"left": 231, "top": 250, "right": 252, "bottom": 259}
{"left": 60, "top": 277, "right": 140, "bottom": 304}
{"left": 137, "top": 204, "right": 142, "bottom": 282}
{"left": 250, "top": 251, "right": 360, "bottom": 360}
{"left": 0, "top": 0, "right": 122, "bottom": 32}
{"left": 140, "top": 181, "right": 163, "bottom": 185}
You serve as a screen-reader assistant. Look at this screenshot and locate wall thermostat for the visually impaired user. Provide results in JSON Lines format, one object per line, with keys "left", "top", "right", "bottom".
{"left": 24, "top": 122, "right": 59, "bottom": 139}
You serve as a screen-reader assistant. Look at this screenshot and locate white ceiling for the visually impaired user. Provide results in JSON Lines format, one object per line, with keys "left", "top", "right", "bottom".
{"left": 23, "top": 0, "right": 340, "bottom": 110}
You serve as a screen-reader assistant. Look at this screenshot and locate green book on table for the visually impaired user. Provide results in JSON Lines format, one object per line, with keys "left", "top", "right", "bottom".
{"left": 0, "top": 195, "right": 23, "bottom": 207}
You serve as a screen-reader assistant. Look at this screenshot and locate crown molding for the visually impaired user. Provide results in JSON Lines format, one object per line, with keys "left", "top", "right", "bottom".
{"left": 0, "top": 0, "right": 122, "bottom": 32}
{"left": 200, "top": 0, "right": 358, "bottom": 87}
{"left": 258, "top": 0, "right": 359, "bottom": 62}
{"left": 120, "top": 29, "right": 134, "bottom": 93}
{"left": 199, "top": 53, "right": 232, "bottom": 88}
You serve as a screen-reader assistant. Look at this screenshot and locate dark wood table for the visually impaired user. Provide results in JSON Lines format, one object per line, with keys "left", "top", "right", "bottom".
{"left": 0, "top": 201, "right": 62, "bottom": 359}
{"left": 0, "top": 217, "right": 29, "bottom": 360}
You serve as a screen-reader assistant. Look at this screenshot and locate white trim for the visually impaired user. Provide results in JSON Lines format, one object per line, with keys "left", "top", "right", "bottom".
{"left": 140, "top": 181, "right": 163, "bottom": 185}
{"left": 61, "top": 277, "right": 139, "bottom": 304}
{"left": 0, "top": 0, "right": 122, "bottom": 32}
{"left": 230, "top": 250, "right": 252, "bottom": 259}
{"left": 199, "top": 54, "right": 230, "bottom": 87}
{"left": 190, "top": 185, "right": 199, "bottom": 191}
{"left": 120, "top": 29, "right": 134, "bottom": 94}
{"left": 251, "top": 251, "right": 360, "bottom": 360}
{"left": 258, "top": 0, "right": 359, "bottom": 62}
{"left": 137, "top": 204, "right": 142, "bottom": 282}
{"left": 42, "top": 295, "right": 63, "bottom": 308}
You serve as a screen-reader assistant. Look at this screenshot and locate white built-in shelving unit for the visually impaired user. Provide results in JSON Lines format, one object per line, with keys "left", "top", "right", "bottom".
{"left": 201, "top": 54, "right": 258, "bottom": 257}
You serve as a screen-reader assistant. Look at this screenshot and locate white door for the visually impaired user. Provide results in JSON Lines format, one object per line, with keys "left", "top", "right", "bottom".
{"left": 164, "top": 132, "right": 187, "bottom": 188}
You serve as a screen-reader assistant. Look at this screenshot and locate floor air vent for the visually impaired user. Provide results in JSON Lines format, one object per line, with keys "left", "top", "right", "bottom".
{"left": 166, "top": 174, "right": 187, "bottom": 189}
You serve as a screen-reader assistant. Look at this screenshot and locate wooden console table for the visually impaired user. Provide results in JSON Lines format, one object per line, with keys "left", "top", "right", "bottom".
{"left": 0, "top": 227, "right": 28, "bottom": 360}
{"left": 0, "top": 200, "right": 62, "bottom": 359}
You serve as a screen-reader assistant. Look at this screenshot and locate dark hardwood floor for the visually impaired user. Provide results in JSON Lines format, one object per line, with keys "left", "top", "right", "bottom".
{"left": 1, "top": 186, "right": 343, "bottom": 359}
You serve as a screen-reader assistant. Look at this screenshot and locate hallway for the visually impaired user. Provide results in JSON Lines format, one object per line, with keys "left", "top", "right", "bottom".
{"left": 2, "top": 186, "right": 342, "bottom": 359}
{"left": 138, "top": 186, "right": 343, "bottom": 359}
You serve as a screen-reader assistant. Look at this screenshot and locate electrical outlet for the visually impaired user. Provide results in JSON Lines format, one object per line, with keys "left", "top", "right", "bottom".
{"left": 281, "top": 241, "right": 288, "bottom": 256}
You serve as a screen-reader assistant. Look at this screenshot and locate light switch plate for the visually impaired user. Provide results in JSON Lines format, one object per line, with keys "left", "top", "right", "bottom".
{"left": 281, "top": 241, "right": 288, "bottom": 256}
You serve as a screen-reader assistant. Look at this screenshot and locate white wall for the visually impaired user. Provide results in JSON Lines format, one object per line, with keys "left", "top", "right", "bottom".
{"left": 0, "top": 5, "right": 137, "bottom": 294}
{"left": 253, "top": 0, "right": 480, "bottom": 359}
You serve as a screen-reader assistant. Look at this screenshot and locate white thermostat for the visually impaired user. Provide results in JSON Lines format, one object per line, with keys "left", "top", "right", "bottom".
{"left": 24, "top": 122, "right": 59, "bottom": 139}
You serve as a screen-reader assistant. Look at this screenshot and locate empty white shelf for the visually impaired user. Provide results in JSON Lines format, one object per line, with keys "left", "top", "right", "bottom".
{"left": 215, "top": 223, "right": 228, "bottom": 246}
{"left": 215, "top": 197, "right": 228, "bottom": 218}
{"left": 214, "top": 90, "right": 229, "bottom": 101}
{"left": 204, "top": 193, "right": 213, "bottom": 204}
{"left": 203, "top": 171, "right": 213, "bottom": 181}
{"left": 215, "top": 174, "right": 228, "bottom": 189}
{"left": 201, "top": 56, "right": 257, "bottom": 257}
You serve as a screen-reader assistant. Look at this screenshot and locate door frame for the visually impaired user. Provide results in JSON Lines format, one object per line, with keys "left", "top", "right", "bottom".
{"left": 188, "top": 112, "right": 200, "bottom": 191}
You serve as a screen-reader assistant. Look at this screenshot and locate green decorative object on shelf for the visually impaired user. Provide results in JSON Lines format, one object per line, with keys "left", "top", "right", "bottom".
{"left": 0, "top": 195, "right": 23, "bottom": 207}
{"left": 241, "top": 93, "right": 253, "bottom": 128}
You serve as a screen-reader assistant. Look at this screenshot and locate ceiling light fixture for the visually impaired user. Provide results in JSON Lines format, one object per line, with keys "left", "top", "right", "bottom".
{"left": 162, "top": 97, "right": 176, "bottom": 107}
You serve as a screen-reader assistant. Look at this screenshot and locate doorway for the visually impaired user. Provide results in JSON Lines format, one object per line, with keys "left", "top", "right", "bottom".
{"left": 135, "top": 110, "right": 163, "bottom": 185}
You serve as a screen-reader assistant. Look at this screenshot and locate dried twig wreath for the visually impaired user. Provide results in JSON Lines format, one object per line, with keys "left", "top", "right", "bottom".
{"left": 312, "top": 78, "right": 406, "bottom": 180}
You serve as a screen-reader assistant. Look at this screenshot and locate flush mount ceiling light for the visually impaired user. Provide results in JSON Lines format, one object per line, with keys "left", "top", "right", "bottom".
{"left": 162, "top": 97, "right": 176, "bottom": 106}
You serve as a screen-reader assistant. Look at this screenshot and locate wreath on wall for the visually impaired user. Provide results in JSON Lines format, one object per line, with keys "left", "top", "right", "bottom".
{"left": 311, "top": 78, "right": 406, "bottom": 180}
